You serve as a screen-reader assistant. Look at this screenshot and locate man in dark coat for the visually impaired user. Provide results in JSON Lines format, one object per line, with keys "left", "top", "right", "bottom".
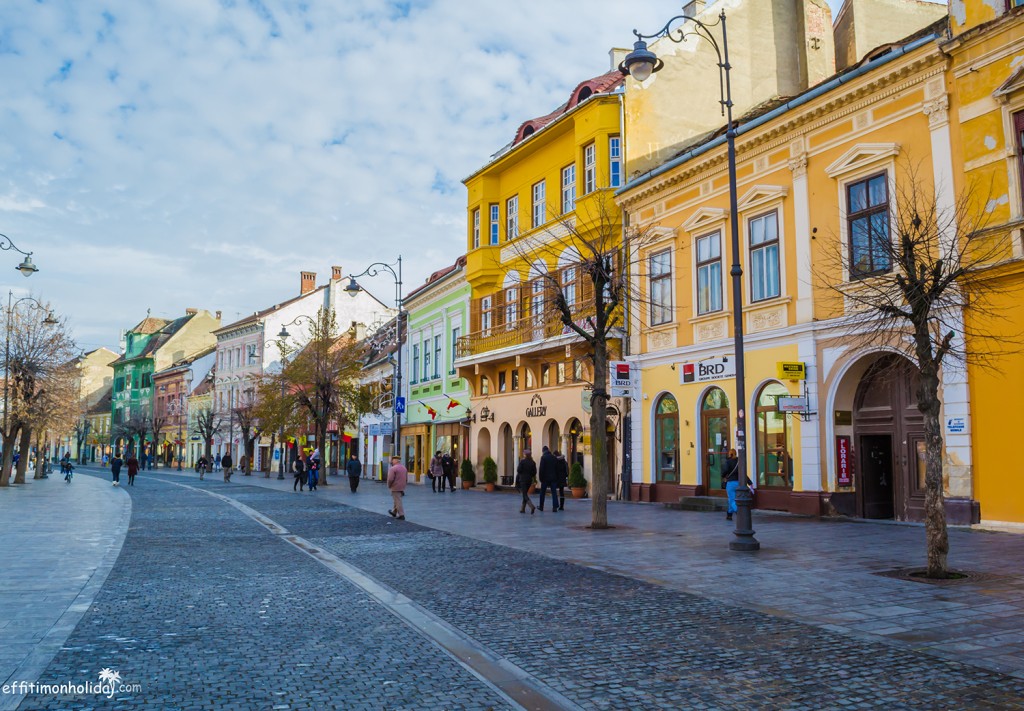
{"left": 441, "top": 451, "right": 457, "bottom": 493}
{"left": 515, "top": 450, "right": 537, "bottom": 514}
{"left": 346, "top": 453, "right": 362, "bottom": 493}
{"left": 537, "top": 446, "right": 559, "bottom": 512}
{"left": 221, "top": 451, "right": 233, "bottom": 482}
{"left": 110, "top": 453, "right": 123, "bottom": 486}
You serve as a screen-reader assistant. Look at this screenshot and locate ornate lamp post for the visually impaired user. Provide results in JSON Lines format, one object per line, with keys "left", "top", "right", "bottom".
{"left": 272, "top": 312, "right": 320, "bottom": 479}
{"left": 343, "top": 257, "right": 403, "bottom": 470}
{"left": 622, "top": 9, "right": 759, "bottom": 551}
{"left": 3, "top": 291, "right": 57, "bottom": 439}
{"left": 0, "top": 233, "right": 39, "bottom": 278}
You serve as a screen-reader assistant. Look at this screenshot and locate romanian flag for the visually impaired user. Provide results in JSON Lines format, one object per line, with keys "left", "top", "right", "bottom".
{"left": 444, "top": 393, "right": 463, "bottom": 411}
{"left": 418, "top": 401, "right": 439, "bottom": 420}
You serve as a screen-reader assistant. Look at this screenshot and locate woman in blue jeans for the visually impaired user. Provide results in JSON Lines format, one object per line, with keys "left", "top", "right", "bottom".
{"left": 722, "top": 449, "right": 740, "bottom": 522}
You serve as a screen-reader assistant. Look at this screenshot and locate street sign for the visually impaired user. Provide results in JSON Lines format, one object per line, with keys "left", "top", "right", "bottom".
{"left": 379, "top": 422, "right": 394, "bottom": 436}
{"left": 777, "top": 397, "right": 808, "bottom": 413}
{"left": 395, "top": 397, "right": 406, "bottom": 414}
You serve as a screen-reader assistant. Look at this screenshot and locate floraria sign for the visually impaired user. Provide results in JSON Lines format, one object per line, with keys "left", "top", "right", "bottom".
{"left": 525, "top": 394, "right": 547, "bottom": 418}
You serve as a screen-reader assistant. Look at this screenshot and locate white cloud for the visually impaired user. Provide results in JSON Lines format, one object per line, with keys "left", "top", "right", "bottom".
{"left": 0, "top": 0, "right": 932, "bottom": 348}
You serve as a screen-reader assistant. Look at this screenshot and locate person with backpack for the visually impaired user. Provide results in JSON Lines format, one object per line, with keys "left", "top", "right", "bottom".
{"left": 292, "top": 453, "right": 307, "bottom": 492}
{"left": 515, "top": 450, "right": 537, "bottom": 515}
{"left": 442, "top": 451, "right": 457, "bottom": 493}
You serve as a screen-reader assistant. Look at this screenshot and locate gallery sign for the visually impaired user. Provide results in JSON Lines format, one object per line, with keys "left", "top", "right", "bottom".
{"left": 680, "top": 356, "right": 735, "bottom": 384}
{"left": 525, "top": 394, "right": 547, "bottom": 418}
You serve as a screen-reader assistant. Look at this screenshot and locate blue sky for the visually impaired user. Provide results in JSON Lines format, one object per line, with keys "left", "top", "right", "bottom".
{"left": 0, "top": 0, "right": 943, "bottom": 349}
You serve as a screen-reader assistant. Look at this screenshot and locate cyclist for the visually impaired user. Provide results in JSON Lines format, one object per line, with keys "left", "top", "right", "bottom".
{"left": 63, "top": 461, "right": 74, "bottom": 483}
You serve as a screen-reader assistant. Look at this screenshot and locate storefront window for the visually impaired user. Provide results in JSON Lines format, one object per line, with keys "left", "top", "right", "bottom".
{"left": 655, "top": 394, "right": 679, "bottom": 484}
{"left": 756, "top": 382, "right": 791, "bottom": 489}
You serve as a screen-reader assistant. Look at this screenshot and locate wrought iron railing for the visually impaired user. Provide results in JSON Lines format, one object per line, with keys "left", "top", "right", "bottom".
{"left": 456, "top": 303, "right": 609, "bottom": 358}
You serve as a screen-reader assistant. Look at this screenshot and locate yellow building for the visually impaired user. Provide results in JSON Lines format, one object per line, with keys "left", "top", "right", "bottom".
{"left": 944, "top": 0, "right": 1024, "bottom": 526}
{"left": 456, "top": 66, "right": 627, "bottom": 492}
{"left": 617, "top": 5, "right": 991, "bottom": 523}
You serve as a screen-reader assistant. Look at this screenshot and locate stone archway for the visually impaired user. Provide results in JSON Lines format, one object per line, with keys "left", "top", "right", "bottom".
{"left": 498, "top": 423, "right": 515, "bottom": 486}
{"left": 476, "top": 427, "right": 492, "bottom": 467}
{"left": 543, "top": 419, "right": 560, "bottom": 452}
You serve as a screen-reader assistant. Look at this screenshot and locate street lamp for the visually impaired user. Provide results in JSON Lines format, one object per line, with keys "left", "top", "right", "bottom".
{"left": 0, "top": 234, "right": 39, "bottom": 278}
{"left": 2, "top": 291, "right": 57, "bottom": 442}
{"left": 344, "top": 258, "right": 403, "bottom": 473}
{"left": 622, "top": 9, "right": 759, "bottom": 551}
{"left": 271, "top": 314, "right": 317, "bottom": 479}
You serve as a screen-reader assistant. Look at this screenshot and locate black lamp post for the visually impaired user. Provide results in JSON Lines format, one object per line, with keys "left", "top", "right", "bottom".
{"left": 272, "top": 325, "right": 294, "bottom": 480}
{"left": 344, "top": 258, "right": 403, "bottom": 471}
{"left": 622, "top": 9, "right": 759, "bottom": 551}
{"left": 0, "top": 233, "right": 39, "bottom": 278}
{"left": 3, "top": 291, "right": 57, "bottom": 439}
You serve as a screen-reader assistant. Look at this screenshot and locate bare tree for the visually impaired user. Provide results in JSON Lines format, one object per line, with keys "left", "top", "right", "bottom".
{"left": 503, "top": 192, "right": 659, "bottom": 528}
{"left": 233, "top": 387, "right": 264, "bottom": 476}
{"left": 0, "top": 302, "right": 76, "bottom": 486}
{"left": 114, "top": 407, "right": 150, "bottom": 461}
{"left": 817, "top": 161, "right": 1014, "bottom": 577}
{"left": 191, "top": 406, "right": 223, "bottom": 463}
{"left": 150, "top": 414, "right": 167, "bottom": 468}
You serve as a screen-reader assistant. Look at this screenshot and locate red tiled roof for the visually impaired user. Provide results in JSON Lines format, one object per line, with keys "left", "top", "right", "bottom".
{"left": 130, "top": 316, "right": 170, "bottom": 334}
{"left": 512, "top": 69, "right": 625, "bottom": 147}
{"left": 404, "top": 255, "right": 466, "bottom": 301}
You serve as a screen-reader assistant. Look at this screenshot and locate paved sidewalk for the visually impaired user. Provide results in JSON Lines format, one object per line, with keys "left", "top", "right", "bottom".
{"left": 0, "top": 472, "right": 130, "bottom": 711}
{"left": 195, "top": 467, "right": 1024, "bottom": 679}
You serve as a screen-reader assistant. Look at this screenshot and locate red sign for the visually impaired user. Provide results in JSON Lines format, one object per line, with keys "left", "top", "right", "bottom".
{"left": 836, "top": 436, "right": 852, "bottom": 487}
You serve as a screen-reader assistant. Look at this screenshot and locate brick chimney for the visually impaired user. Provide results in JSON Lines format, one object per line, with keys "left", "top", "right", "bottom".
{"left": 215, "top": 311, "right": 222, "bottom": 320}
{"left": 300, "top": 271, "right": 316, "bottom": 295}
{"left": 331, "top": 265, "right": 343, "bottom": 281}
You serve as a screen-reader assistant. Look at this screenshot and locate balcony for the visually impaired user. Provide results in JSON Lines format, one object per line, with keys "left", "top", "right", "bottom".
{"left": 457, "top": 303, "right": 604, "bottom": 359}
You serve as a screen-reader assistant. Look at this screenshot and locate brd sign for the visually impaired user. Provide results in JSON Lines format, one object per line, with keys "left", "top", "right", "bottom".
{"left": 680, "top": 356, "right": 736, "bottom": 384}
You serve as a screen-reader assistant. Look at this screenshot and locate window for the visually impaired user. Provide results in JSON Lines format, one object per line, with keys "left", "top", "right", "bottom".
{"left": 655, "top": 394, "right": 680, "bottom": 484}
{"left": 423, "top": 339, "right": 431, "bottom": 380}
{"left": 561, "top": 164, "right": 576, "bottom": 214}
{"left": 749, "top": 211, "right": 780, "bottom": 302}
{"left": 511, "top": 369, "right": 520, "bottom": 391}
{"left": 481, "top": 375, "right": 490, "bottom": 395}
{"left": 573, "top": 360, "right": 583, "bottom": 381}
{"left": 609, "top": 136, "right": 622, "bottom": 188}
{"left": 561, "top": 265, "right": 577, "bottom": 310}
{"left": 472, "top": 208, "right": 480, "bottom": 249}
{"left": 649, "top": 249, "right": 672, "bottom": 325}
{"left": 433, "top": 335, "right": 441, "bottom": 378}
{"left": 114, "top": 376, "right": 124, "bottom": 392}
{"left": 531, "top": 279, "right": 545, "bottom": 326}
{"left": 541, "top": 364, "right": 550, "bottom": 386}
{"left": 489, "top": 204, "right": 500, "bottom": 246}
{"left": 498, "top": 371, "right": 507, "bottom": 393}
{"left": 481, "top": 296, "right": 492, "bottom": 334}
{"left": 412, "top": 344, "right": 419, "bottom": 383}
{"left": 532, "top": 180, "right": 546, "bottom": 228}
{"left": 696, "top": 231, "right": 723, "bottom": 315}
{"left": 506, "top": 195, "right": 519, "bottom": 240}
{"left": 847, "top": 172, "right": 890, "bottom": 277}
{"left": 556, "top": 362, "right": 566, "bottom": 384}
{"left": 756, "top": 383, "right": 791, "bottom": 490}
{"left": 450, "top": 327, "right": 461, "bottom": 370}
{"left": 1014, "top": 111, "right": 1024, "bottom": 211}
{"left": 142, "top": 372, "right": 152, "bottom": 388}
{"left": 504, "top": 287, "right": 518, "bottom": 329}
{"left": 526, "top": 368, "right": 535, "bottom": 389}
{"left": 584, "top": 143, "right": 596, "bottom": 194}
{"left": 247, "top": 344, "right": 258, "bottom": 365}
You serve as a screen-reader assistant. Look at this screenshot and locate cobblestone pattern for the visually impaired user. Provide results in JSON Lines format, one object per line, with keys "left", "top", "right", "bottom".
{"left": 192, "top": 494, "right": 1024, "bottom": 711}
{"left": 19, "top": 477, "right": 507, "bottom": 710}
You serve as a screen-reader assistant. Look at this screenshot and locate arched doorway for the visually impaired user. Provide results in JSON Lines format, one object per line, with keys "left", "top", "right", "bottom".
{"left": 701, "top": 387, "right": 730, "bottom": 494}
{"left": 852, "top": 355, "right": 924, "bottom": 520}
{"left": 476, "top": 427, "right": 492, "bottom": 466}
{"left": 519, "top": 421, "right": 533, "bottom": 454}
{"left": 499, "top": 423, "right": 514, "bottom": 486}
{"left": 544, "top": 419, "right": 560, "bottom": 451}
{"left": 654, "top": 394, "right": 679, "bottom": 485}
{"left": 565, "top": 418, "right": 583, "bottom": 468}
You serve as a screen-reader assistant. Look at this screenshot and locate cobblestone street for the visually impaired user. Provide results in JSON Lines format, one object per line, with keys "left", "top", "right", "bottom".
{"left": 6, "top": 469, "right": 1024, "bottom": 709}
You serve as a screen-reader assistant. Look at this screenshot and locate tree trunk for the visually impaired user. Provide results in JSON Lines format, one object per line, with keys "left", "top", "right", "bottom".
{"left": 33, "top": 432, "right": 45, "bottom": 479}
{"left": 14, "top": 426, "right": 31, "bottom": 484}
{"left": 919, "top": 371, "right": 949, "bottom": 577}
{"left": 266, "top": 433, "right": 276, "bottom": 478}
{"left": 589, "top": 339, "right": 609, "bottom": 529}
{"left": 0, "top": 427, "right": 17, "bottom": 487}
{"left": 245, "top": 438, "right": 255, "bottom": 475}
{"left": 317, "top": 418, "right": 329, "bottom": 486}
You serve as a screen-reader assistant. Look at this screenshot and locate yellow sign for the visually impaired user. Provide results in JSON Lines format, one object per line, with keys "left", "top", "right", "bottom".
{"left": 777, "top": 361, "right": 806, "bottom": 380}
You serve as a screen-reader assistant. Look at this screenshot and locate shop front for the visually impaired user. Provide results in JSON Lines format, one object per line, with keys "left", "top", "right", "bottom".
{"left": 402, "top": 423, "right": 430, "bottom": 483}
{"left": 467, "top": 386, "right": 619, "bottom": 493}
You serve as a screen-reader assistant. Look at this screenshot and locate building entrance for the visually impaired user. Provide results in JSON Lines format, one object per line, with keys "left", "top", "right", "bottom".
{"left": 701, "top": 387, "right": 730, "bottom": 495}
{"left": 858, "top": 434, "right": 895, "bottom": 519}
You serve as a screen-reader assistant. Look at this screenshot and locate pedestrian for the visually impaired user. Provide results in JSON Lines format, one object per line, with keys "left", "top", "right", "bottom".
{"left": 308, "top": 456, "right": 319, "bottom": 491}
{"left": 147, "top": 452, "right": 154, "bottom": 470}
{"left": 214, "top": 454, "right": 222, "bottom": 473}
{"left": 102, "top": 453, "right": 109, "bottom": 467}
{"left": 239, "top": 454, "right": 248, "bottom": 476}
{"left": 292, "top": 454, "right": 307, "bottom": 492}
{"left": 197, "top": 455, "right": 208, "bottom": 480}
{"left": 387, "top": 455, "right": 408, "bottom": 520}
{"left": 429, "top": 450, "right": 444, "bottom": 492}
{"left": 722, "top": 449, "right": 750, "bottom": 522}
{"left": 110, "top": 453, "right": 123, "bottom": 486}
{"left": 555, "top": 451, "right": 568, "bottom": 511}
{"left": 516, "top": 449, "right": 537, "bottom": 514}
{"left": 537, "top": 446, "right": 559, "bottom": 512}
{"left": 346, "top": 453, "right": 362, "bottom": 493}
{"left": 222, "top": 451, "right": 233, "bottom": 482}
{"left": 60, "top": 452, "right": 71, "bottom": 476}
{"left": 442, "top": 451, "right": 457, "bottom": 493}
{"left": 126, "top": 451, "right": 140, "bottom": 486}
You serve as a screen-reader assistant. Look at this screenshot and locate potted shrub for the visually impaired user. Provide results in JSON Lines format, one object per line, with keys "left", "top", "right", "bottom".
{"left": 568, "top": 462, "right": 587, "bottom": 498}
{"left": 483, "top": 457, "right": 498, "bottom": 492}
{"left": 460, "top": 459, "right": 476, "bottom": 489}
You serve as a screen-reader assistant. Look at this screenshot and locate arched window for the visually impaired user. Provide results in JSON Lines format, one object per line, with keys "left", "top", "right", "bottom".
{"left": 701, "top": 387, "right": 730, "bottom": 490}
{"left": 756, "top": 382, "right": 791, "bottom": 489}
{"left": 655, "top": 394, "right": 679, "bottom": 484}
